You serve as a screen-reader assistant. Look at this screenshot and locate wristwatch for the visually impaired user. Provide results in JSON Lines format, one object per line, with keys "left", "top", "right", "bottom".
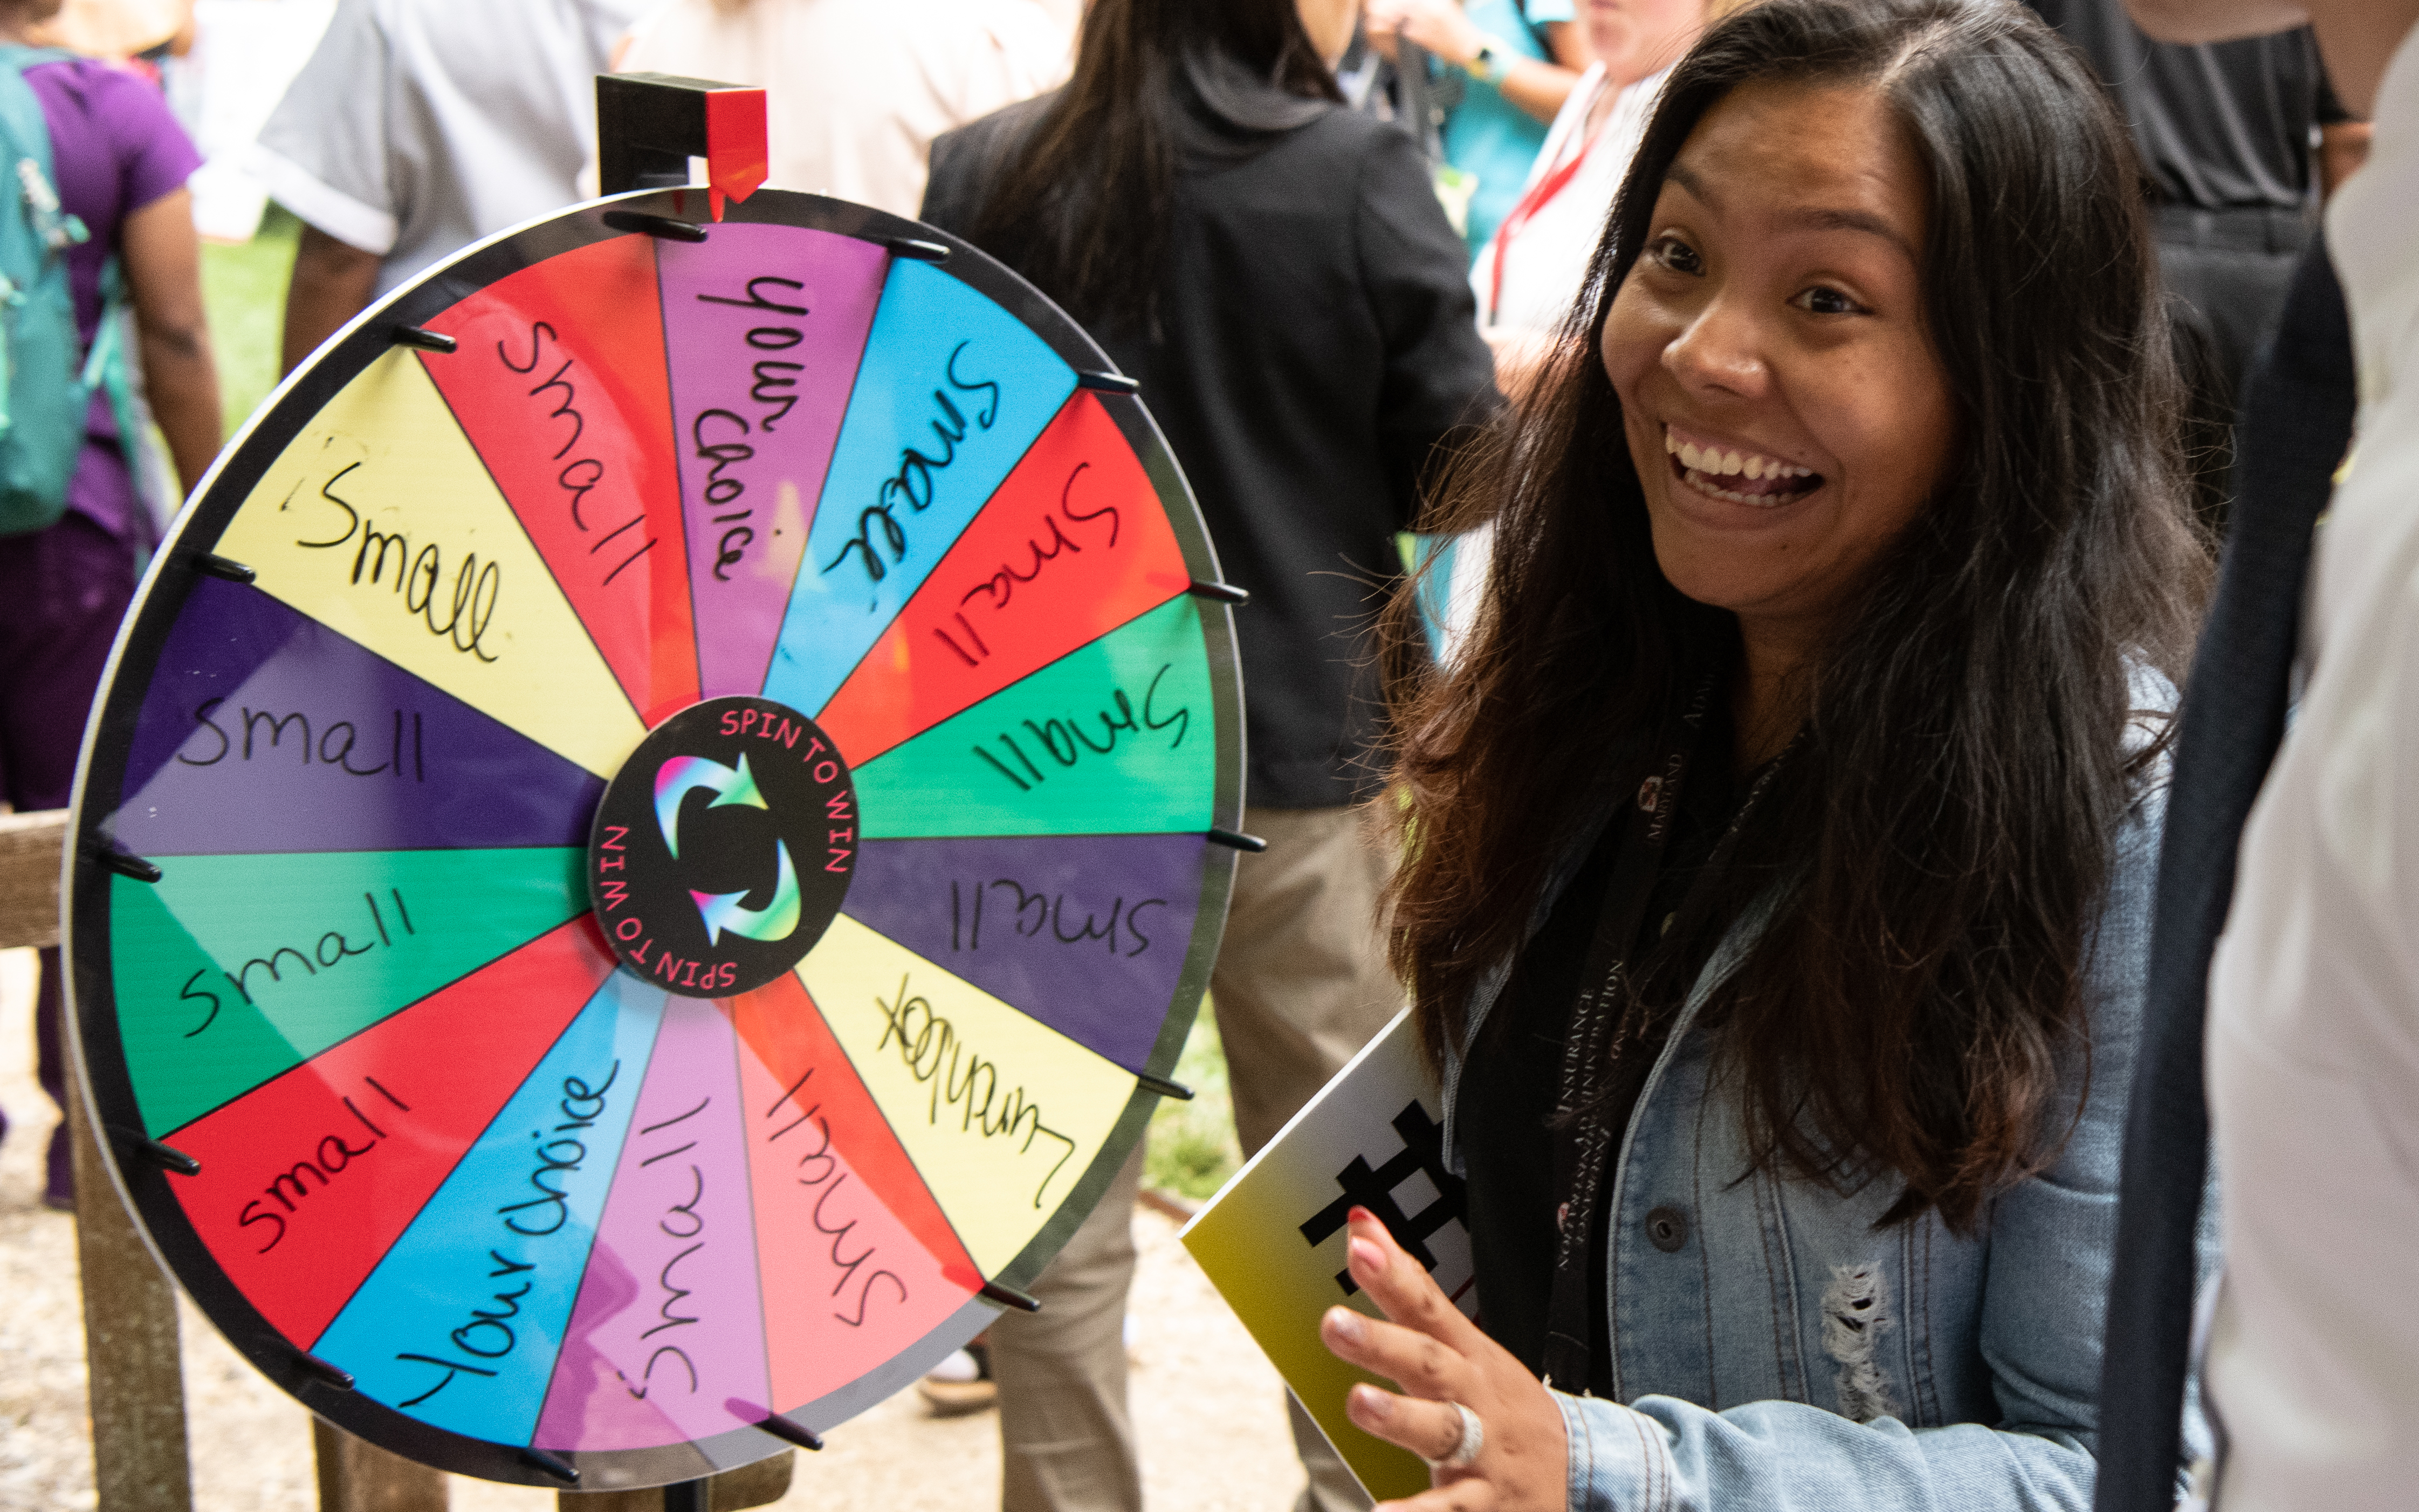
{"left": 1466, "top": 35, "right": 1516, "bottom": 86}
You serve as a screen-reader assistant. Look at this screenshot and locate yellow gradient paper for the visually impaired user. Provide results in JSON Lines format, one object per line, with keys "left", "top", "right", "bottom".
{"left": 216, "top": 350, "right": 647, "bottom": 778}
{"left": 1179, "top": 1011, "right": 1475, "bottom": 1504}
{"left": 802, "top": 913, "right": 1138, "bottom": 1275}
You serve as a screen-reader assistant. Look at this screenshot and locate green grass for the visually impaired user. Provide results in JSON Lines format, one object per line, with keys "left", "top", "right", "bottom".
{"left": 200, "top": 204, "right": 300, "bottom": 439}
{"left": 1144, "top": 1005, "right": 1244, "bottom": 1201}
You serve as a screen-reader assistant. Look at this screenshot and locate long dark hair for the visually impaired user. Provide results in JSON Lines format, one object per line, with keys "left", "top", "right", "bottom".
{"left": 961, "top": 0, "right": 1339, "bottom": 333}
{"left": 1382, "top": 0, "right": 2210, "bottom": 1233}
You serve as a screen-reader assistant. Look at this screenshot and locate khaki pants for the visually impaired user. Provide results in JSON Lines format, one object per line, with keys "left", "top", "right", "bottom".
{"left": 990, "top": 806, "right": 1400, "bottom": 1512}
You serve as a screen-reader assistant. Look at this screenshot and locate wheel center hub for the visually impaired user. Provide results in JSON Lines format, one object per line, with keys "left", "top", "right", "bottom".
{"left": 587, "top": 696, "right": 856, "bottom": 996}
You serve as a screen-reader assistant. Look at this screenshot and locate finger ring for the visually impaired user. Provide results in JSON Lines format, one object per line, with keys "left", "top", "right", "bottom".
{"left": 1421, "top": 1401, "right": 1485, "bottom": 1470}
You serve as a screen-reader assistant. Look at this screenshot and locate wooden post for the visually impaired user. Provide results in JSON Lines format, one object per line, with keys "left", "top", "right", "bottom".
{"left": 25, "top": 806, "right": 188, "bottom": 1512}
{"left": 313, "top": 1420, "right": 448, "bottom": 1512}
{"left": 556, "top": 1453, "right": 794, "bottom": 1512}
{"left": 709, "top": 1457, "right": 794, "bottom": 1512}
{"left": 0, "top": 808, "right": 67, "bottom": 949}
{"left": 68, "top": 1073, "right": 194, "bottom": 1512}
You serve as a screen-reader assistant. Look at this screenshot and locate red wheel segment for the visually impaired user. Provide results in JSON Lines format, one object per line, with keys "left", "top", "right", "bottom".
{"left": 417, "top": 235, "right": 699, "bottom": 725}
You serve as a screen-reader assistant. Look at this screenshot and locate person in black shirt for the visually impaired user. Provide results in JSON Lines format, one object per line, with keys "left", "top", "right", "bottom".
{"left": 2032, "top": 0, "right": 2367, "bottom": 519}
{"left": 920, "top": 2, "right": 1500, "bottom": 1509}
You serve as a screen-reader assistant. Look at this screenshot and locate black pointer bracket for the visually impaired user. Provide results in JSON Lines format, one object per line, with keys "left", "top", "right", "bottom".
{"left": 596, "top": 72, "right": 768, "bottom": 210}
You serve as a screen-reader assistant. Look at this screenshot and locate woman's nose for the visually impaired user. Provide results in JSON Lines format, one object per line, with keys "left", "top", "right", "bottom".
{"left": 1662, "top": 295, "right": 1771, "bottom": 400}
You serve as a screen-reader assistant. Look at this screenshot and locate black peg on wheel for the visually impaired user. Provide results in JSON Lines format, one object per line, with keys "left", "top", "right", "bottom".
{"left": 980, "top": 1279, "right": 1043, "bottom": 1314}
{"left": 754, "top": 1412, "right": 825, "bottom": 1452}
{"left": 1186, "top": 580, "right": 1249, "bottom": 606}
{"left": 136, "top": 1138, "right": 201, "bottom": 1176}
{"left": 192, "top": 552, "right": 256, "bottom": 585}
{"left": 885, "top": 236, "right": 950, "bottom": 263}
{"left": 94, "top": 846, "right": 162, "bottom": 883}
{"left": 519, "top": 1447, "right": 580, "bottom": 1485}
{"left": 1075, "top": 370, "right": 1138, "bottom": 395}
{"left": 602, "top": 209, "right": 709, "bottom": 243}
{"left": 1206, "top": 828, "right": 1267, "bottom": 853}
{"left": 1136, "top": 1071, "right": 1194, "bottom": 1102}
{"left": 723, "top": 1396, "right": 827, "bottom": 1451}
{"left": 389, "top": 325, "right": 457, "bottom": 354}
{"left": 293, "top": 1351, "right": 354, "bottom": 1391}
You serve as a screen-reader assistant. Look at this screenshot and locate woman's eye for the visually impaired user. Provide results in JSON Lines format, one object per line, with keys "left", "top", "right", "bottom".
{"left": 1792, "top": 285, "right": 1868, "bottom": 316}
{"left": 1647, "top": 236, "right": 1703, "bottom": 276}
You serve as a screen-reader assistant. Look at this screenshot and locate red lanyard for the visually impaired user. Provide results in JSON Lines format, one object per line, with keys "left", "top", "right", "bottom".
{"left": 1488, "top": 97, "right": 1603, "bottom": 321}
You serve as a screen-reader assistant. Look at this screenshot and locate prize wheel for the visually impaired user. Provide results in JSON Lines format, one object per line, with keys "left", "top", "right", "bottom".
{"left": 64, "top": 185, "right": 1243, "bottom": 1489}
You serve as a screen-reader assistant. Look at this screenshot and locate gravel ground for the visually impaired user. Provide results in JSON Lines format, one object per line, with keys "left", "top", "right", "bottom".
{"left": 0, "top": 952, "right": 1306, "bottom": 1512}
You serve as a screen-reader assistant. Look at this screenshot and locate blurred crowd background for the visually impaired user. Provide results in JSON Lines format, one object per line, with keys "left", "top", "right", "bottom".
{"left": 52, "top": 0, "right": 2365, "bottom": 454}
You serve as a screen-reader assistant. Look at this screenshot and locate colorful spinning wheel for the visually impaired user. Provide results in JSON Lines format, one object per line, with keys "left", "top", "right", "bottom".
{"left": 64, "top": 184, "right": 1243, "bottom": 1489}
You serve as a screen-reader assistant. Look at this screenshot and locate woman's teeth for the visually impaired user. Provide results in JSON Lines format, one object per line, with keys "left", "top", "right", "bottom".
{"left": 1664, "top": 429, "right": 1813, "bottom": 482}
{"left": 1662, "top": 427, "right": 1819, "bottom": 505}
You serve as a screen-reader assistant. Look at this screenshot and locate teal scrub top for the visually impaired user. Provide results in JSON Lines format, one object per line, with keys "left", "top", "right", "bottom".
{"left": 1440, "top": 0, "right": 1576, "bottom": 258}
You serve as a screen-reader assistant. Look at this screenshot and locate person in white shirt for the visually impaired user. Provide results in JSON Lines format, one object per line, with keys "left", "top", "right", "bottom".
{"left": 253, "top": 0, "right": 648, "bottom": 373}
{"left": 1422, "top": 0, "right": 1707, "bottom": 668}
{"left": 612, "top": 0, "right": 1070, "bottom": 221}
{"left": 1471, "top": 0, "right": 1710, "bottom": 395}
{"left": 2121, "top": 0, "right": 2419, "bottom": 1506}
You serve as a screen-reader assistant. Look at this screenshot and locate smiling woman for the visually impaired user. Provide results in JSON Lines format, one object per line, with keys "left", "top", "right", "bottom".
{"left": 1607, "top": 75, "right": 1959, "bottom": 762}
{"left": 1334, "top": 1, "right": 2216, "bottom": 1509}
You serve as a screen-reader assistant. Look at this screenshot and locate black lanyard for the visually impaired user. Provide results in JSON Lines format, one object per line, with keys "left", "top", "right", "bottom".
{"left": 1538, "top": 676, "right": 1788, "bottom": 1393}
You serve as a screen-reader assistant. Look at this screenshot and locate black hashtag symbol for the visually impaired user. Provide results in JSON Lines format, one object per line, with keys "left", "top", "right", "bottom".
{"left": 1298, "top": 1101, "right": 1468, "bottom": 1296}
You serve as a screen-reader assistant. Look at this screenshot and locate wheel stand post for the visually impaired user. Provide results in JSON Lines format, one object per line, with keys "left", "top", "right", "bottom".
{"left": 311, "top": 1420, "right": 446, "bottom": 1512}
{"left": 662, "top": 1480, "right": 706, "bottom": 1512}
{"left": 68, "top": 1072, "right": 194, "bottom": 1512}
{"left": 554, "top": 1453, "right": 793, "bottom": 1512}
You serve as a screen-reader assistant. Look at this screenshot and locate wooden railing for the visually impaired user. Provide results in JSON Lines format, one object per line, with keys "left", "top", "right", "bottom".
{"left": 5, "top": 810, "right": 793, "bottom": 1512}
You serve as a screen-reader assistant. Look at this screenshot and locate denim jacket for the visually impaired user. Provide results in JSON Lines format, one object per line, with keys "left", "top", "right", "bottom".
{"left": 1439, "top": 732, "right": 2183, "bottom": 1512}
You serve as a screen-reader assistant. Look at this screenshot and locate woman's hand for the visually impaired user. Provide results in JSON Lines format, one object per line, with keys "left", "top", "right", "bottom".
{"left": 1318, "top": 1207, "right": 1570, "bottom": 1512}
{"left": 1365, "top": 0, "right": 1488, "bottom": 70}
